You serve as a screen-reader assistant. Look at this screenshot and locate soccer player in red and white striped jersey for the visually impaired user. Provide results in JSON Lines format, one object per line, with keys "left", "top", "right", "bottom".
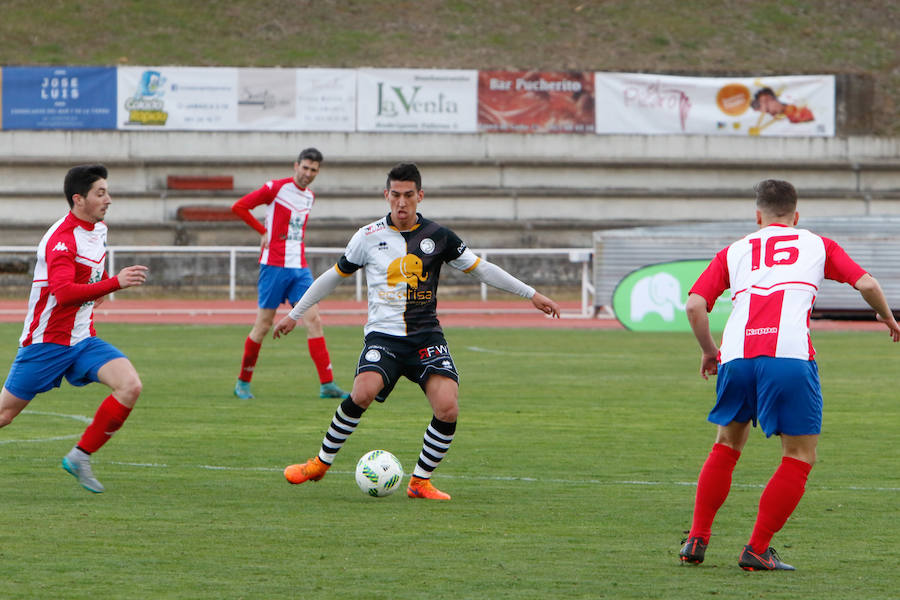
{"left": 230, "top": 148, "right": 348, "bottom": 401}
{"left": 679, "top": 179, "right": 900, "bottom": 570}
{"left": 0, "top": 164, "right": 148, "bottom": 493}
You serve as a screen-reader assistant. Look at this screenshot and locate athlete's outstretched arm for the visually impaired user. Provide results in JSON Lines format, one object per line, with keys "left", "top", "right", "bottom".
{"left": 854, "top": 273, "right": 900, "bottom": 342}
{"left": 466, "top": 260, "right": 559, "bottom": 318}
{"left": 273, "top": 266, "right": 345, "bottom": 338}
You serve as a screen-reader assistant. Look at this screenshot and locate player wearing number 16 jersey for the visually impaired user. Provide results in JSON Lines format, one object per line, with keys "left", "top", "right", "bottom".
{"left": 678, "top": 179, "right": 900, "bottom": 570}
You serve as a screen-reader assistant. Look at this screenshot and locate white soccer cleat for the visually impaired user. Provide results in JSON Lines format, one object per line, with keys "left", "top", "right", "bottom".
{"left": 62, "top": 447, "right": 105, "bottom": 493}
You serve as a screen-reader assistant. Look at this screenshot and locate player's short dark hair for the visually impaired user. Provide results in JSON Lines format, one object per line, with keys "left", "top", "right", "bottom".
{"left": 64, "top": 164, "right": 108, "bottom": 208}
{"left": 297, "top": 147, "right": 323, "bottom": 163}
{"left": 755, "top": 179, "right": 798, "bottom": 217}
{"left": 750, "top": 87, "right": 777, "bottom": 110}
{"left": 386, "top": 162, "right": 422, "bottom": 191}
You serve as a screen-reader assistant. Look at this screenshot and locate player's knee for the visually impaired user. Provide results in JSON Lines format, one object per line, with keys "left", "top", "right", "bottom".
{"left": 434, "top": 404, "right": 458, "bottom": 422}
{"left": 0, "top": 412, "right": 15, "bottom": 428}
{"left": 116, "top": 375, "right": 143, "bottom": 404}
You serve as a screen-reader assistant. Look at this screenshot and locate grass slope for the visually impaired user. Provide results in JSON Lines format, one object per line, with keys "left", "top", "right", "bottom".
{"left": 0, "top": 0, "right": 897, "bottom": 134}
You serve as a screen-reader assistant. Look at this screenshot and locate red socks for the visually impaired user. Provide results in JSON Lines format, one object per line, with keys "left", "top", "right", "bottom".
{"left": 78, "top": 395, "right": 132, "bottom": 453}
{"left": 689, "top": 443, "right": 741, "bottom": 543}
{"left": 239, "top": 336, "right": 262, "bottom": 382}
{"left": 241, "top": 335, "right": 334, "bottom": 384}
{"left": 307, "top": 336, "right": 334, "bottom": 384}
{"left": 748, "top": 456, "right": 812, "bottom": 553}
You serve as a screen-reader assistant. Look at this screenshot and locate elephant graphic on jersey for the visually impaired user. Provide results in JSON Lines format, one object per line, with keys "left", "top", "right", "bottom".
{"left": 630, "top": 272, "right": 685, "bottom": 322}
{"left": 387, "top": 254, "right": 429, "bottom": 289}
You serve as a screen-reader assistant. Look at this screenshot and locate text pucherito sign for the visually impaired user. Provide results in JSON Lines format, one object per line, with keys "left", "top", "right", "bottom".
{"left": 478, "top": 71, "right": 595, "bottom": 133}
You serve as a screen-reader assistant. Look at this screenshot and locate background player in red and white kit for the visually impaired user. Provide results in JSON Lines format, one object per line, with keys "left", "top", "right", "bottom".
{"left": 679, "top": 179, "right": 900, "bottom": 570}
{"left": 271, "top": 162, "right": 560, "bottom": 500}
{"left": 231, "top": 147, "right": 348, "bottom": 401}
{"left": 0, "top": 164, "right": 148, "bottom": 493}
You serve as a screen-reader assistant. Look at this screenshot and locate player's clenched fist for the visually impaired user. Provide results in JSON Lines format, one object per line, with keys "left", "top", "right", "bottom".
{"left": 116, "top": 265, "right": 149, "bottom": 289}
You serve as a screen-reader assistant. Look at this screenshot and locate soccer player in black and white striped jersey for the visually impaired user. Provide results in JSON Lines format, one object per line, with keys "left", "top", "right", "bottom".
{"left": 273, "top": 162, "right": 559, "bottom": 499}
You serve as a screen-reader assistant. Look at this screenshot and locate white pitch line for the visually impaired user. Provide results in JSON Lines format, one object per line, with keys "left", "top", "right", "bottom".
{"left": 7, "top": 414, "right": 899, "bottom": 493}
{"left": 0, "top": 410, "right": 91, "bottom": 444}
{"left": 92, "top": 462, "right": 900, "bottom": 493}
{"left": 0, "top": 434, "right": 80, "bottom": 445}
{"left": 22, "top": 409, "right": 91, "bottom": 424}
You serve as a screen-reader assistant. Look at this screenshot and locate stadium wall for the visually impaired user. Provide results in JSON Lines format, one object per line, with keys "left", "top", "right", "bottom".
{"left": 0, "top": 130, "right": 898, "bottom": 248}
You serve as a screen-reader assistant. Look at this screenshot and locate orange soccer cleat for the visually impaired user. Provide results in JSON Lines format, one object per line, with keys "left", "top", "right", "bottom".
{"left": 284, "top": 456, "right": 330, "bottom": 484}
{"left": 406, "top": 476, "right": 451, "bottom": 500}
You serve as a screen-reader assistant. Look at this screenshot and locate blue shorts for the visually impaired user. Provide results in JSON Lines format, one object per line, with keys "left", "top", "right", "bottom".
{"left": 710, "top": 357, "right": 822, "bottom": 437}
{"left": 257, "top": 264, "right": 314, "bottom": 309}
{"left": 2, "top": 337, "right": 127, "bottom": 401}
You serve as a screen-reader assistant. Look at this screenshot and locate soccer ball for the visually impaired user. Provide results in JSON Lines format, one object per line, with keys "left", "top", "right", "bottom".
{"left": 355, "top": 450, "right": 404, "bottom": 497}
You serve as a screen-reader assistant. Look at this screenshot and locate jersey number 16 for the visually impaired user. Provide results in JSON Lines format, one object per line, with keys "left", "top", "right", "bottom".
{"left": 749, "top": 234, "right": 800, "bottom": 270}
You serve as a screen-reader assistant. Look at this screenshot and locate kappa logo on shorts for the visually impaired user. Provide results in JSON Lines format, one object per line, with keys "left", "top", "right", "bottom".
{"left": 365, "top": 349, "right": 382, "bottom": 362}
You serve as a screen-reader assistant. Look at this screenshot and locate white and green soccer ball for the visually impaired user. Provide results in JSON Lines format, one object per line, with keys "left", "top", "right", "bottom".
{"left": 355, "top": 450, "right": 404, "bottom": 497}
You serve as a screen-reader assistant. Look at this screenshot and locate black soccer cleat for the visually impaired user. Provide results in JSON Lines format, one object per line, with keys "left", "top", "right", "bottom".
{"left": 738, "top": 545, "right": 795, "bottom": 571}
{"left": 679, "top": 536, "right": 708, "bottom": 564}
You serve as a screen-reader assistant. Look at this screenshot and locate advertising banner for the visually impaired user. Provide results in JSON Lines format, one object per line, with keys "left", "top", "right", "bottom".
{"left": 612, "top": 260, "right": 731, "bottom": 332}
{"left": 478, "top": 70, "right": 594, "bottom": 133}
{"left": 118, "top": 66, "right": 238, "bottom": 130}
{"left": 1, "top": 66, "right": 117, "bottom": 130}
{"left": 595, "top": 73, "right": 835, "bottom": 136}
{"left": 357, "top": 68, "right": 477, "bottom": 132}
{"left": 237, "top": 68, "right": 356, "bottom": 131}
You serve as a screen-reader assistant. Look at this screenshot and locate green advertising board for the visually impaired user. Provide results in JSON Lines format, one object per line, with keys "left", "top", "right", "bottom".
{"left": 612, "top": 260, "right": 732, "bottom": 332}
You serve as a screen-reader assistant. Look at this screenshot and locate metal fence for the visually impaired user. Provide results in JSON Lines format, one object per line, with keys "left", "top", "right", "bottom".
{"left": 0, "top": 245, "right": 596, "bottom": 316}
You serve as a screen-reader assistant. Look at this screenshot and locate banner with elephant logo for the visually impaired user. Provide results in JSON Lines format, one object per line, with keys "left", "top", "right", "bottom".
{"left": 612, "top": 260, "right": 731, "bottom": 332}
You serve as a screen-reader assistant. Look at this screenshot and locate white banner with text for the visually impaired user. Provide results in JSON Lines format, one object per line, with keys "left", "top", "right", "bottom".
{"left": 117, "top": 66, "right": 356, "bottom": 131}
{"left": 356, "top": 68, "right": 478, "bottom": 133}
{"left": 594, "top": 73, "right": 834, "bottom": 136}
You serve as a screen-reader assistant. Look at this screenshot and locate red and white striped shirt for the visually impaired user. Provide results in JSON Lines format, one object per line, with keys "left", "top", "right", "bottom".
{"left": 691, "top": 224, "right": 866, "bottom": 363}
{"left": 20, "top": 212, "right": 120, "bottom": 347}
{"left": 231, "top": 177, "right": 314, "bottom": 268}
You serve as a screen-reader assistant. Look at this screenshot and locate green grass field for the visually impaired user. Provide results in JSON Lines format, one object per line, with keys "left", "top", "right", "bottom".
{"left": 1, "top": 323, "right": 898, "bottom": 599}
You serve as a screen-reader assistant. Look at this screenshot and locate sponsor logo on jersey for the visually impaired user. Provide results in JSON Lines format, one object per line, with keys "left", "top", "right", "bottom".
{"left": 387, "top": 254, "right": 429, "bottom": 289}
{"left": 52, "top": 242, "right": 69, "bottom": 252}
{"left": 745, "top": 326, "right": 778, "bottom": 336}
{"left": 364, "top": 222, "right": 387, "bottom": 235}
{"left": 420, "top": 238, "right": 435, "bottom": 254}
{"left": 418, "top": 344, "right": 448, "bottom": 359}
{"left": 377, "top": 241, "right": 389, "bottom": 251}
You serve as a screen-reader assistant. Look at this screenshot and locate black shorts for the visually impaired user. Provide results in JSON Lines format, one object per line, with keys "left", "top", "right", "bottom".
{"left": 356, "top": 331, "right": 459, "bottom": 402}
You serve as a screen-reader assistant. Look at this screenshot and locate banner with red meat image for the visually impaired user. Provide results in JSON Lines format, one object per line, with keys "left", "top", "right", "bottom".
{"left": 478, "top": 71, "right": 594, "bottom": 133}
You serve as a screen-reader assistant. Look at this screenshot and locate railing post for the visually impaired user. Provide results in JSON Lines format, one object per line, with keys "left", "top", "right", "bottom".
{"left": 229, "top": 248, "right": 237, "bottom": 301}
{"left": 108, "top": 248, "right": 116, "bottom": 302}
{"left": 480, "top": 251, "right": 488, "bottom": 301}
